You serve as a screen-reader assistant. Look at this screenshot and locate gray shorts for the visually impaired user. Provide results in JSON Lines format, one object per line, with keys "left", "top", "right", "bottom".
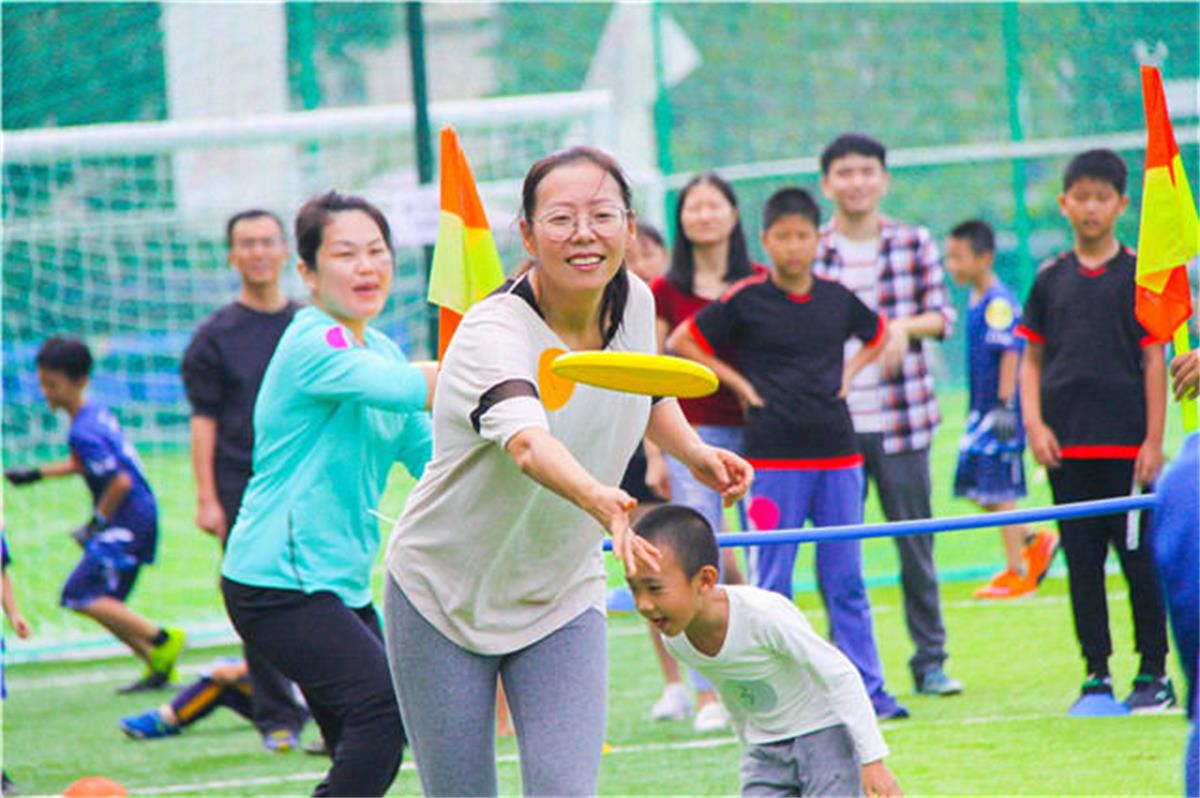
{"left": 740, "top": 724, "right": 863, "bottom": 797}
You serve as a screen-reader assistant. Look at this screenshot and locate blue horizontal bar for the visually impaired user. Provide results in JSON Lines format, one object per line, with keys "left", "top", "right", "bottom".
{"left": 601, "top": 494, "right": 1158, "bottom": 551}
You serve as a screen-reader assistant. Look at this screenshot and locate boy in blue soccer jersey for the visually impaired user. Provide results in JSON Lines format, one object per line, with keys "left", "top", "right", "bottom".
{"left": 669, "top": 187, "right": 909, "bottom": 721}
{"left": 944, "top": 220, "right": 1058, "bottom": 600}
{"left": 4, "top": 337, "right": 184, "bottom": 693}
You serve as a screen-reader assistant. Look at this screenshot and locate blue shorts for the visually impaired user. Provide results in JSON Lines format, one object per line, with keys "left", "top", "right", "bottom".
{"left": 954, "top": 449, "right": 1027, "bottom": 505}
{"left": 60, "top": 527, "right": 144, "bottom": 609}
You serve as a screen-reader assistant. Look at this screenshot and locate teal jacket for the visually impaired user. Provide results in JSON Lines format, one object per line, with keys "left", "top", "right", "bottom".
{"left": 222, "top": 307, "right": 431, "bottom": 607}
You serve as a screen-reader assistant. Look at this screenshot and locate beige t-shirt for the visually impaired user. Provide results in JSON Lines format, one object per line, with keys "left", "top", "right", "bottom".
{"left": 386, "top": 270, "right": 659, "bottom": 654}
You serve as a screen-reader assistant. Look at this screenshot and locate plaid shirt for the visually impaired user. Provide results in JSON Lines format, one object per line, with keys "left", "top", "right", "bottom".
{"left": 814, "top": 217, "right": 955, "bottom": 454}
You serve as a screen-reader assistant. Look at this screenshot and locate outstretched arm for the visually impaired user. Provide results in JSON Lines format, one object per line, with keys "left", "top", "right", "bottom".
{"left": 505, "top": 427, "right": 660, "bottom": 576}
{"left": 644, "top": 399, "right": 752, "bottom": 509}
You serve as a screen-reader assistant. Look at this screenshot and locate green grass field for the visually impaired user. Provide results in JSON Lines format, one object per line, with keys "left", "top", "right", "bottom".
{"left": 2, "top": 391, "right": 1192, "bottom": 794}
{"left": 3, "top": 574, "right": 1189, "bottom": 795}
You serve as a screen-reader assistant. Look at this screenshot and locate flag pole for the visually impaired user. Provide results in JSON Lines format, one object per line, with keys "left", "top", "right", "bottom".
{"left": 1174, "top": 324, "right": 1198, "bottom": 432}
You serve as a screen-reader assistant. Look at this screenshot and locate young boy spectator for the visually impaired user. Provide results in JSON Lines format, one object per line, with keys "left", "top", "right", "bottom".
{"left": 669, "top": 186, "right": 906, "bottom": 720}
{"left": 1017, "top": 148, "right": 1173, "bottom": 711}
{"left": 627, "top": 504, "right": 902, "bottom": 797}
{"left": 3, "top": 337, "right": 184, "bottom": 693}
{"left": 944, "top": 219, "right": 1058, "bottom": 599}
{"left": 813, "top": 132, "right": 961, "bottom": 698}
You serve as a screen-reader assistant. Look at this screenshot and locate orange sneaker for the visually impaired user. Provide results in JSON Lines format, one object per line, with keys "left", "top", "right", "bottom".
{"left": 1022, "top": 529, "right": 1060, "bottom": 586}
{"left": 973, "top": 569, "right": 1035, "bottom": 599}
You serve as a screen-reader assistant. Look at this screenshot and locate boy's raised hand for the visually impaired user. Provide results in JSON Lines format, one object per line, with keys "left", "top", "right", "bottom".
{"left": 861, "top": 761, "right": 902, "bottom": 797}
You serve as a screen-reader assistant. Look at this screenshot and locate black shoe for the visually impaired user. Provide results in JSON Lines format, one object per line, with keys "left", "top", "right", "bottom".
{"left": 1123, "top": 674, "right": 1177, "bottom": 713}
{"left": 3, "top": 770, "right": 20, "bottom": 796}
{"left": 116, "top": 668, "right": 174, "bottom": 694}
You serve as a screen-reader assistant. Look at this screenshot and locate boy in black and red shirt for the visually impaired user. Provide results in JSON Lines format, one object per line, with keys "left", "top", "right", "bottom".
{"left": 669, "top": 187, "right": 908, "bottom": 720}
{"left": 1017, "top": 149, "right": 1173, "bottom": 713}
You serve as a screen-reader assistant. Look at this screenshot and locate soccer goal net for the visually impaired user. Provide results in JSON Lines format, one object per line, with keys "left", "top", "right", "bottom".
{"left": 2, "top": 89, "right": 614, "bottom": 659}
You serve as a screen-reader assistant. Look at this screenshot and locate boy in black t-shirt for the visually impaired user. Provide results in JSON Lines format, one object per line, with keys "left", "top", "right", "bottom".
{"left": 669, "top": 187, "right": 907, "bottom": 720}
{"left": 1017, "top": 149, "right": 1173, "bottom": 713}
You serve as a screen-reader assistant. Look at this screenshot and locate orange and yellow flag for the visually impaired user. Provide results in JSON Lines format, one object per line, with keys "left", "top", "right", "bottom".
{"left": 1135, "top": 65, "right": 1198, "bottom": 343}
{"left": 428, "top": 126, "right": 505, "bottom": 360}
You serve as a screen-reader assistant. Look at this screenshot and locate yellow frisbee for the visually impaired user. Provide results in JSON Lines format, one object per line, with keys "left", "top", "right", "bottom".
{"left": 550, "top": 351, "right": 718, "bottom": 398}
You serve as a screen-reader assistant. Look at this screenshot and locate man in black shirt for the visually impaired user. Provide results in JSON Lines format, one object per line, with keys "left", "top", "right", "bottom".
{"left": 181, "top": 208, "right": 307, "bottom": 751}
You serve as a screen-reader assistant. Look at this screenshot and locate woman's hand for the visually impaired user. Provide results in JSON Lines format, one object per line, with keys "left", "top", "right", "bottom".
{"left": 583, "top": 484, "right": 660, "bottom": 576}
{"left": 684, "top": 444, "right": 753, "bottom": 507}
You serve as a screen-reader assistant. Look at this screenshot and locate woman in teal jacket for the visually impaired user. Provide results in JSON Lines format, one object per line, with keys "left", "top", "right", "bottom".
{"left": 221, "top": 190, "right": 434, "bottom": 798}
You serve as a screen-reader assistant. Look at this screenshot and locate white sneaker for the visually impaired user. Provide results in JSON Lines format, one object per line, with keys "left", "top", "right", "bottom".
{"left": 692, "top": 700, "right": 729, "bottom": 732}
{"left": 650, "top": 682, "right": 691, "bottom": 721}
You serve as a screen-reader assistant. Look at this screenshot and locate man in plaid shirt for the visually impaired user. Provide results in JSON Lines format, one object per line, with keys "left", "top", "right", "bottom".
{"left": 814, "top": 133, "right": 962, "bottom": 709}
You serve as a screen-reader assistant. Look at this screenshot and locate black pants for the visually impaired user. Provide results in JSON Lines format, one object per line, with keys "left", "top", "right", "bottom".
{"left": 217, "top": 473, "right": 308, "bottom": 737}
{"left": 222, "top": 578, "right": 404, "bottom": 797}
{"left": 1047, "top": 459, "right": 1168, "bottom": 676}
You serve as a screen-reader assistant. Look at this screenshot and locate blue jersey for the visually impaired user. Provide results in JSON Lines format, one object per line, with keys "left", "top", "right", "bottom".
{"left": 69, "top": 402, "right": 158, "bottom": 563}
{"left": 961, "top": 281, "right": 1024, "bottom": 455}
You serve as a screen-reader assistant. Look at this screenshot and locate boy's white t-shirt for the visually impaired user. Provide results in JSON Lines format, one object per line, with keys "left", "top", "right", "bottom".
{"left": 663, "top": 585, "right": 889, "bottom": 764}
{"left": 386, "top": 271, "right": 660, "bottom": 654}
{"left": 835, "top": 233, "right": 885, "bottom": 434}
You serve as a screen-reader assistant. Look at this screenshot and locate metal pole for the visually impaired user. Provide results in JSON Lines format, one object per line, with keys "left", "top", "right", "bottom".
{"left": 293, "top": 3, "right": 321, "bottom": 111}
{"left": 600, "top": 494, "right": 1159, "bottom": 551}
{"left": 1003, "top": 2, "right": 1034, "bottom": 292}
{"left": 650, "top": 0, "right": 676, "bottom": 241}
{"left": 405, "top": 1, "right": 438, "bottom": 357}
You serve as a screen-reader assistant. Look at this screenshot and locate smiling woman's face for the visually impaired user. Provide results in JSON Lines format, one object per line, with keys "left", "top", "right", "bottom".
{"left": 520, "top": 160, "right": 633, "bottom": 299}
{"left": 300, "top": 209, "right": 394, "bottom": 329}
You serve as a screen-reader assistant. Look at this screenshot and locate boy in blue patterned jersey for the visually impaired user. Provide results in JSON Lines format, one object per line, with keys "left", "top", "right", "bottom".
{"left": 4, "top": 337, "right": 184, "bottom": 693}
{"left": 945, "top": 220, "right": 1058, "bottom": 600}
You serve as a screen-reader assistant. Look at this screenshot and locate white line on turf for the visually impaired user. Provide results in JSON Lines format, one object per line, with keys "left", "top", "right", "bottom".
{"left": 125, "top": 707, "right": 1180, "bottom": 796}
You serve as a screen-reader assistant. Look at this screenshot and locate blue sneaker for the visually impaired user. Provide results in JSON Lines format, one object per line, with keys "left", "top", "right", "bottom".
{"left": 916, "top": 667, "right": 964, "bottom": 696}
{"left": 873, "top": 693, "right": 910, "bottom": 720}
{"left": 119, "top": 709, "right": 179, "bottom": 739}
{"left": 263, "top": 728, "right": 300, "bottom": 753}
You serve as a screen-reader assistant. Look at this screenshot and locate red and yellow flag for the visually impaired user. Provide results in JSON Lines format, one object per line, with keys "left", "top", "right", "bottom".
{"left": 1135, "top": 65, "right": 1197, "bottom": 343}
{"left": 428, "top": 126, "right": 505, "bottom": 360}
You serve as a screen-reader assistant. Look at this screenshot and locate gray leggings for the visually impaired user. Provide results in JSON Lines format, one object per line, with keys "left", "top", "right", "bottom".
{"left": 384, "top": 576, "right": 607, "bottom": 797}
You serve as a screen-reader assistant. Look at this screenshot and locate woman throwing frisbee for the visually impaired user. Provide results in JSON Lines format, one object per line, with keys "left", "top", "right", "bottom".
{"left": 384, "top": 146, "right": 752, "bottom": 796}
{"left": 221, "top": 191, "right": 435, "bottom": 797}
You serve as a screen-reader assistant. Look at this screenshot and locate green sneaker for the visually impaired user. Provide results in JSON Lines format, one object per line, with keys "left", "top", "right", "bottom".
{"left": 147, "top": 627, "right": 186, "bottom": 675}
